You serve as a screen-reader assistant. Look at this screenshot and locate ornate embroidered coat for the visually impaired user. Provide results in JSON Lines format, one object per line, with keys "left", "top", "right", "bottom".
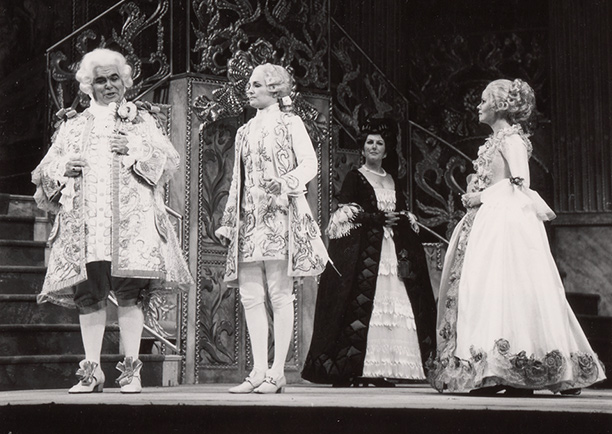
{"left": 215, "top": 104, "right": 328, "bottom": 285}
{"left": 32, "top": 104, "right": 193, "bottom": 308}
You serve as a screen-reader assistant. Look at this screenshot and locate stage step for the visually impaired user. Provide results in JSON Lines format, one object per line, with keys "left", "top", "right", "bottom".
{"left": 0, "top": 324, "right": 120, "bottom": 355}
{"left": 0, "top": 194, "right": 45, "bottom": 218}
{"left": 0, "top": 215, "right": 50, "bottom": 241}
{"left": 0, "top": 354, "right": 180, "bottom": 391}
{"left": 577, "top": 314, "right": 612, "bottom": 342}
{"left": 0, "top": 266, "right": 46, "bottom": 294}
{"left": 0, "top": 215, "right": 36, "bottom": 240}
{"left": 0, "top": 240, "right": 46, "bottom": 266}
{"left": 566, "top": 292, "right": 600, "bottom": 316}
{"left": 588, "top": 337, "right": 612, "bottom": 365}
{"left": 0, "top": 294, "right": 78, "bottom": 324}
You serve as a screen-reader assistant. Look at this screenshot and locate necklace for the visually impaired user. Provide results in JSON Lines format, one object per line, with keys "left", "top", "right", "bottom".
{"left": 362, "top": 165, "right": 387, "bottom": 177}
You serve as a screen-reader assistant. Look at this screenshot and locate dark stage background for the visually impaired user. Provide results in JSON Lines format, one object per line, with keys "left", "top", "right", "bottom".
{"left": 0, "top": 0, "right": 610, "bottom": 387}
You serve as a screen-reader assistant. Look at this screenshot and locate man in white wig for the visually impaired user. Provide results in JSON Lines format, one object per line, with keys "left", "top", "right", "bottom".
{"left": 32, "top": 48, "right": 193, "bottom": 394}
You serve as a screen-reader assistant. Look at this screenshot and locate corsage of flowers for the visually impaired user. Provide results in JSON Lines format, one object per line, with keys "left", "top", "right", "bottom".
{"left": 110, "top": 101, "right": 139, "bottom": 123}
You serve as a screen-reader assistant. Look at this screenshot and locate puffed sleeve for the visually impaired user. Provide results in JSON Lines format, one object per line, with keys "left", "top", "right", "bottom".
{"left": 276, "top": 114, "right": 317, "bottom": 194}
{"left": 501, "top": 134, "right": 531, "bottom": 188}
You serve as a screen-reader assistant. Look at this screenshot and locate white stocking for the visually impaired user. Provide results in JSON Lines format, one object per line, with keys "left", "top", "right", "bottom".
{"left": 238, "top": 262, "right": 269, "bottom": 375}
{"left": 270, "top": 301, "right": 294, "bottom": 376}
{"left": 78, "top": 309, "right": 107, "bottom": 364}
{"left": 118, "top": 305, "right": 144, "bottom": 360}
{"left": 265, "top": 259, "right": 295, "bottom": 378}
{"left": 244, "top": 303, "right": 269, "bottom": 374}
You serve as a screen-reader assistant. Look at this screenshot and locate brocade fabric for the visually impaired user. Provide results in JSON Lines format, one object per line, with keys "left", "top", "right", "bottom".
{"left": 32, "top": 102, "right": 193, "bottom": 308}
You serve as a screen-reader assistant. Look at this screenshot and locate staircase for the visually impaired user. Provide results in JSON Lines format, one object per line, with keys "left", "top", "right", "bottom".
{"left": 0, "top": 194, "right": 180, "bottom": 391}
{"left": 566, "top": 292, "right": 612, "bottom": 387}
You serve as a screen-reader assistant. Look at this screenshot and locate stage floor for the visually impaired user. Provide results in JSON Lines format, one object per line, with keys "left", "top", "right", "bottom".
{"left": 1, "top": 384, "right": 611, "bottom": 434}
{"left": 1, "top": 383, "right": 611, "bottom": 413}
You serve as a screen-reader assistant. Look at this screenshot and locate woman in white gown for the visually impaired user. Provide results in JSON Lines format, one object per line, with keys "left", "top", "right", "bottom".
{"left": 429, "top": 79, "right": 606, "bottom": 396}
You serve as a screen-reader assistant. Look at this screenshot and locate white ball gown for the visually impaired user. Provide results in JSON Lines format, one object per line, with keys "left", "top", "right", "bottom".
{"left": 429, "top": 125, "right": 606, "bottom": 393}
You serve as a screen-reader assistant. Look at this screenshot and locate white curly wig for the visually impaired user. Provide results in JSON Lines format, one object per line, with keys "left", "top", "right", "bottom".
{"left": 251, "top": 63, "right": 293, "bottom": 98}
{"left": 75, "top": 48, "right": 133, "bottom": 96}
{"left": 485, "top": 78, "right": 536, "bottom": 128}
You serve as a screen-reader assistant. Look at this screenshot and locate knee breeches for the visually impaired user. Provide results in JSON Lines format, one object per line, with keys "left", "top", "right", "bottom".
{"left": 73, "top": 261, "right": 150, "bottom": 314}
{"left": 237, "top": 260, "right": 294, "bottom": 311}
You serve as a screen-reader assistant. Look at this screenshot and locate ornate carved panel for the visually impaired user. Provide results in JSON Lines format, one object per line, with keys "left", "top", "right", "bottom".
{"left": 191, "top": 0, "right": 328, "bottom": 90}
{"left": 46, "top": 0, "right": 172, "bottom": 118}
{"left": 328, "top": 22, "right": 411, "bottom": 220}
{"left": 411, "top": 128, "right": 470, "bottom": 241}
{"left": 403, "top": 30, "right": 549, "bottom": 239}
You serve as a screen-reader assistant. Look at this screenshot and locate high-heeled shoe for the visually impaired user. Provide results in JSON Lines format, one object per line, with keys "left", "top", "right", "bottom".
{"left": 116, "top": 357, "right": 143, "bottom": 394}
{"left": 254, "top": 375, "right": 287, "bottom": 394}
{"left": 228, "top": 370, "right": 266, "bottom": 394}
{"left": 68, "top": 360, "right": 105, "bottom": 394}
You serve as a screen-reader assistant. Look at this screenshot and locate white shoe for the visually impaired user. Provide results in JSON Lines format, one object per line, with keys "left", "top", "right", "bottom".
{"left": 254, "top": 374, "right": 287, "bottom": 394}
{"left": 116, "top": 357, "right": 143, "bottom": 394}
{"left": 68, "top": 360, "right": 105, "bottom": 394}
{"left": 229, "top": 370, "right": 265, "bottom": 394}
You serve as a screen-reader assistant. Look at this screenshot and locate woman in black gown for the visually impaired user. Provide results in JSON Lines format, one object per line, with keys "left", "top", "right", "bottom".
{"left": 302, "top": 120, "right": 436, "bottom": 386}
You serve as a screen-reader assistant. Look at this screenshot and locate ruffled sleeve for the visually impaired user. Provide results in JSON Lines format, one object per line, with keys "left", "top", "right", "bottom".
{"left": 326, "top": 202, "right": 363, "bottom": 239}
{"left": 327, "top": 170, "right": 374, "bottom": 238}
{"left": 31, "top": 122, "right": 73, "bottom": 213}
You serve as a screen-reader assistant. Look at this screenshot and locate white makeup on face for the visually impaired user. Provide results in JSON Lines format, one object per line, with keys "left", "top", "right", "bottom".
{"left": 92, "top": 65, "right": 125, "bottom": 106}
{"left": 246, "top": 68, "right": 277, "bottom": 110}
{"left": 477, "top": 88, "right": 498, "bottom": 126}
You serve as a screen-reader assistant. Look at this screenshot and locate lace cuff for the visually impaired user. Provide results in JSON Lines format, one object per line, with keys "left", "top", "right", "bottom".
{"left": 326, "top": 203, "right": 362, "bottom": 239}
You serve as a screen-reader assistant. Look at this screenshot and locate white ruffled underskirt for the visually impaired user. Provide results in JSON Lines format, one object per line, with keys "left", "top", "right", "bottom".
{"left": 362, "top": 235, "right": 425, "bottom": 380}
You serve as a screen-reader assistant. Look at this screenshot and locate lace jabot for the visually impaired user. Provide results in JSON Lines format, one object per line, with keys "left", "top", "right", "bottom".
{"left": 472, "top": 124, "right": 532, "bottom": 191}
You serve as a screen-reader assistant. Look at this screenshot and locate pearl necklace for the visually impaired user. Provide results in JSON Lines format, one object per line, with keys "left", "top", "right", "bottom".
{"left": 362, "top": 165, "right": 387, "bottom": 177}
